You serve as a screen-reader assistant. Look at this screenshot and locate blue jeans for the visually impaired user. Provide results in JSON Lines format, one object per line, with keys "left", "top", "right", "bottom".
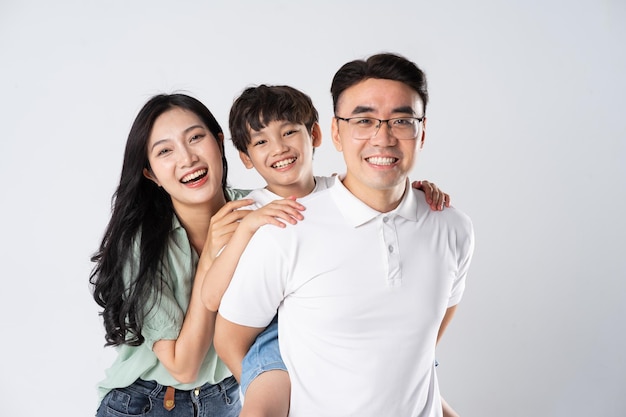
{"left": 240, "top": 315, "right": 287, "bottom": 394}
{"left": 96, "top": 376, "right": 241, "bottom": 417}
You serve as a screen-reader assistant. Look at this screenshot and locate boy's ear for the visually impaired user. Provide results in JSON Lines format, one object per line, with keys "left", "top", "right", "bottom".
{"left": 311, "top": 122, "right": 322, "bottom": 148}
{"left": 143, "top": 167, "right": 161, "bottom": 187}
{"left": 239, "top": 150, "right": 255, "bottom": 169}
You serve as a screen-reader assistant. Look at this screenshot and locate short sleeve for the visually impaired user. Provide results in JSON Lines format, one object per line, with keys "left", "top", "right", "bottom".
{"left": 122, "top": 232, "right": 188, "bottom": 350}
{"left": 448, "top": 216, "right": 475, "bottom": 307}
{"left": 141, "top": 279, "right": 185, "bottom": 349}
{"left": 219, "top": 228, "right": 287, "bottom": 328}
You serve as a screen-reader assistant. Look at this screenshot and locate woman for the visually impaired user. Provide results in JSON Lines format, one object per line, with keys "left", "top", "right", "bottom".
{"left": 90, "top": 94, "right": 250, "bottom": 416}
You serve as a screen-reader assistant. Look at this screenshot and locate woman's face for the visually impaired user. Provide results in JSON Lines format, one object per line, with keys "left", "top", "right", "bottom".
{"left": 143, "top": 107, "right": 225, "bottom": 212}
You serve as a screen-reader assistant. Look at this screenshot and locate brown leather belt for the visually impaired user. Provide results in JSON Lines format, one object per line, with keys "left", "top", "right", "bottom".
{"left": 164, "top": 386, "right": 176, "bottom": 411}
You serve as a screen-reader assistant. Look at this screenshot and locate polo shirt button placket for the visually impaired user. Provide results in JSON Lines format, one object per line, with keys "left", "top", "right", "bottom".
{"left": 382, "top": 215, "right": 401, "bottom": 286}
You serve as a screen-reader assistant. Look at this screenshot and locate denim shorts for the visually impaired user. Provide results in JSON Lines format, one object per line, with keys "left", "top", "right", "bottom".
{"left": 96, "top": 376, "right": 241, "bottom": 417}
{"left": 240, "top": 315, "right": 287, "bottom": 394}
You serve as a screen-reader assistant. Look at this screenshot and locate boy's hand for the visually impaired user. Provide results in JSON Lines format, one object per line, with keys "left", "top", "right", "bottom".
{"left": 413, "top": 180, "right": 451, "bottom": 211}
{"left": 239, "top": 197, "right": 305, "bottom": 234}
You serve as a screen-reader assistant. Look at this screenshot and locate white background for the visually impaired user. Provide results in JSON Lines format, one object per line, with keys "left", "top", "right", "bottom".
{"left": 1, "top": 1, "right": 624, "bottom": 416}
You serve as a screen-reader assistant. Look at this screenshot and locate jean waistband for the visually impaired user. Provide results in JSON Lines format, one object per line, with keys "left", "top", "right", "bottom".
{"left": 130, "top": 376, "right": 237, "bottom": 398}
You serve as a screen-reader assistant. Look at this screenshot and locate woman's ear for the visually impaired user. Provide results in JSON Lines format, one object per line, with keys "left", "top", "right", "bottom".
{"left": 143, "top": 167, "right": 161, "bottom": 186}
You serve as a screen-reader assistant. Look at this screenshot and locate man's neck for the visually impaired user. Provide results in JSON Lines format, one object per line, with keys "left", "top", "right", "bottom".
{"left": 341, "top": 176, "right": 408, "bottom": 213}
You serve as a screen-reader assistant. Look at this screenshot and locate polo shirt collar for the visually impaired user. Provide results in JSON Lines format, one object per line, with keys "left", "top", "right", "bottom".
{"left": 330, "top": 175, "right": 418, "bottom": 227}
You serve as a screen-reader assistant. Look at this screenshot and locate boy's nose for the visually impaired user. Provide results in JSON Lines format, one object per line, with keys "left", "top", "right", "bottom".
{"left": 272, "top": 139, "right": 289, "bottom": 154}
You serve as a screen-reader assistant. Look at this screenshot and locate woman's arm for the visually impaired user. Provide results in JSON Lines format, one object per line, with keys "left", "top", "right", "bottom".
{"left": 150, "top": 200, "right": 256, "bottom": 383}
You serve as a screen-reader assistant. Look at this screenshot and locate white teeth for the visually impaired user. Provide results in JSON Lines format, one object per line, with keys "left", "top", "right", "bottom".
{"left": 181, "top": 169, "right": 207, "bottom": 183}
{"left": 366, "top": 157, "right": 396, "bottom": 165}
{"left": 272, "top": 158, "right": 296, "bottom": 168}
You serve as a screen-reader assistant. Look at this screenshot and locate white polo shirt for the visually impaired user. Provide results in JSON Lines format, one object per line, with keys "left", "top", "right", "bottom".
{"left": 219, "top": 176, "right": 474, "bottom": 417}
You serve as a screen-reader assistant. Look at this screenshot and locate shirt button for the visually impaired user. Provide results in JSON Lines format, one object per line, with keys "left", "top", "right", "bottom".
{"left": 388, "top": 245, "right": 394, "bottom": 253}
{"left": 383, "top": 217, "right": 389, "bottom": 223}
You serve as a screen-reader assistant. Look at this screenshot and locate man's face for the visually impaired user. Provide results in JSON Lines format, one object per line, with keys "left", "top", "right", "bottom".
{"left": 331, "top": 78, "right": 425, "bottom": 208}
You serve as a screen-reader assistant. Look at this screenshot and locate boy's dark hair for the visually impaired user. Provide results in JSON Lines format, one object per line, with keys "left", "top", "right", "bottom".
{"left": 229, "top": 84, "right": 319, "bottom": 154}
{"left": 330, "top": 52, "right": 429, "bottom": 115}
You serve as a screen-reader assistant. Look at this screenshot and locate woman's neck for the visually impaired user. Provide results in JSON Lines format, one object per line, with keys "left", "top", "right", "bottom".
{"left": 173, "top": 193, "right": 227, "bottom": 254}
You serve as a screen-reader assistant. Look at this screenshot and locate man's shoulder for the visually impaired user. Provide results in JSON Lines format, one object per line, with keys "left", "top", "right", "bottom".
{"left": 410, "top": 188, "right": 473, "bottom": 228}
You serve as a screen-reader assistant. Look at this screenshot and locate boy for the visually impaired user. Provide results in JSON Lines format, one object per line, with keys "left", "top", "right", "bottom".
{"left": 202, "top": 84, "right": 456, "bottom": 416}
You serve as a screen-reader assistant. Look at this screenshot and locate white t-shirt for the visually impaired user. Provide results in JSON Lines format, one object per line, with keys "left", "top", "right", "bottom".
{"left": 241, "top": 175, "right": 335, "bottom": 208}
{"left": 220, "top": 176, "right": 475, "bottom": 417}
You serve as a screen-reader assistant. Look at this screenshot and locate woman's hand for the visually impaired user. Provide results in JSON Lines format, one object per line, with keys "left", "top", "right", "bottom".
{"left": 203, "top": 199, "right": 254, "bottom": 261}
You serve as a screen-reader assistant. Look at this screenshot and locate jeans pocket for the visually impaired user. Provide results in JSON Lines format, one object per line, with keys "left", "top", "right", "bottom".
{"left": 98, "top": 388, "right": 152, "bottom": 417}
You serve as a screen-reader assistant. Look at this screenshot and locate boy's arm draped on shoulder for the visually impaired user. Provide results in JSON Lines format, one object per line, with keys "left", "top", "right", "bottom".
{"left": 412, "top": 179, "right": 451, "bottom": 211}
{"left": 201, "top": 197, "right": 306, "bottom": 312}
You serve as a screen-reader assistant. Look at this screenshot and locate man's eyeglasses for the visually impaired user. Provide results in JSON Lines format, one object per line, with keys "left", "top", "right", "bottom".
{"left": 335, "top": 116, "right": 424, "bottom": 140}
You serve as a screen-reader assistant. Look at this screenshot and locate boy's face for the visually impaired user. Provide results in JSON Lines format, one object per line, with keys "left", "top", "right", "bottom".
{"left": 239, "top": 120, "right": 321, "bottom": 198}
{"left": 331, "top": 78, "right": 425, "bottom": 208}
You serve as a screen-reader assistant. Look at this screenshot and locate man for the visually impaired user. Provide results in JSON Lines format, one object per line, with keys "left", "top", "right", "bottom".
{"left": 215, "top": 53, "right": 475, "bottom": 416}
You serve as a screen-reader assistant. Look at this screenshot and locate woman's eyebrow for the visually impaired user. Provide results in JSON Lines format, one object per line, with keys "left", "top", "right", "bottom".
{"left": 150, "top": 125, "right": 205, "bottom": 151}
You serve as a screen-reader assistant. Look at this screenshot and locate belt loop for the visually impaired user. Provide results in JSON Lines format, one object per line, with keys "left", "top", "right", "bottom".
{"left": 164, "top": 386, "right": 175, "bottom": 411}
{"left": 218, "top": 379, "right": 232, "bottom": 405}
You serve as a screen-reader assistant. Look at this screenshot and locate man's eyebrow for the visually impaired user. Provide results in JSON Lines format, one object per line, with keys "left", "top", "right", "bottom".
{"left": 392, "top": 106, "right": 417, "bottom": 115}
{"left": 350, "top": 105, "right": 417, "bottom": 116}
{"left": 350, "top": 106, "right": 375, "bottom": 115}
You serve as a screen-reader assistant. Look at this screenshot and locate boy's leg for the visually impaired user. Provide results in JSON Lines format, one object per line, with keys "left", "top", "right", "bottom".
{"left": 240, "top": 370, "right": 290, "bottom": 417}
{"left": 239, "top": 315, "right": 290, "bottom": 417}
{"left": 441, "top": 396, "right": 461, "bottom": 417}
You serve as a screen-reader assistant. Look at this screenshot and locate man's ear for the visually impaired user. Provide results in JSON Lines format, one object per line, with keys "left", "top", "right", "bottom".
{"left": 143, "top": 167, "right": 161, "bottom": 186}
{"left": 418, "top": 117, "right": 427, "bottom": 150}
{"left": 331, "top": 117, "right": 343, "bottom": 151}
{"left": 311, "top": 122, "right": 322, "bottom": 148}
{"left": 239, "top": 150, "right": 254, "bottom": 169}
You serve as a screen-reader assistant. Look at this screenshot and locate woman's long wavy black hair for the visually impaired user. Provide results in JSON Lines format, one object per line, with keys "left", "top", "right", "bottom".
{"left": 89, "top": 93, "right": 230, "bottom": 347}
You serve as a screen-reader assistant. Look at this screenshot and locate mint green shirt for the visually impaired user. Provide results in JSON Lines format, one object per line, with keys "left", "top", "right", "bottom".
{"left": 97, "top": 188, "right": 250, "bottom": 400}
